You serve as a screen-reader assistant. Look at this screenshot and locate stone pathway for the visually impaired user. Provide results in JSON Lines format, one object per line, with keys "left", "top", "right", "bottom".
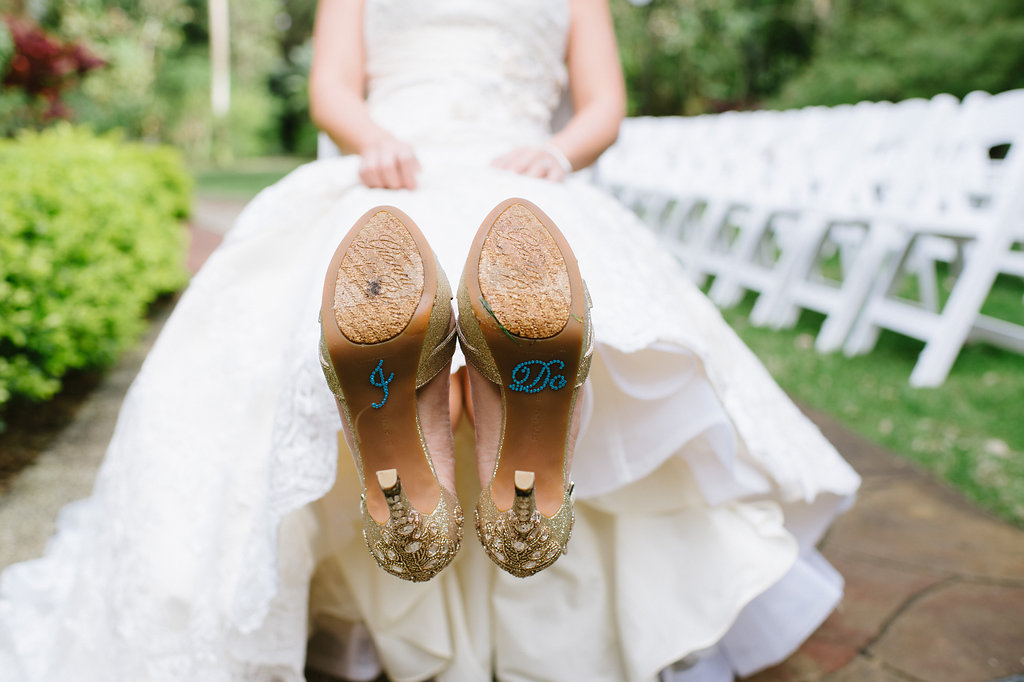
{"left": 0, "top": 196, "right": 1021, "bottom": 681}
{"left": 752, "top": 407, "right": 1024, "bottom": 682}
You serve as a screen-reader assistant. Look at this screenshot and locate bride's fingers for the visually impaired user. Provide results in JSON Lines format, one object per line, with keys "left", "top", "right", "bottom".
{"left": 510, "top": 153, "right": 539, "bottom": 175}
{"left": 378, "top": 151, "right": 403, "bottom": 189}
{"left": 359, "top": 151, "right": 384, "bottom": 188}
{"left": 492, "top": 148, "right": 533, "bottom": 174}
{"left": 358, "top": 137, "right": 420, "bottom": 189}
{"left": 492, "top": 148, "right": 565, "bottom": 181}
{"left": 525, "top": 154, "right": 565, "bottom": 181}
{"left": 524, "top": 156, "right": 553, "bottom": 178}
{"left": 397, "top": 150, "right": 420, "bottom": 190}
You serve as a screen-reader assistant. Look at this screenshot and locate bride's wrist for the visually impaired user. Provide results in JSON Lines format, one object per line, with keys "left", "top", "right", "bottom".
{"left": 357, "top": 128, "right": 397, "bottom": 155}
{"left": 544, "top": 142, "right": 573, "bottom": 174}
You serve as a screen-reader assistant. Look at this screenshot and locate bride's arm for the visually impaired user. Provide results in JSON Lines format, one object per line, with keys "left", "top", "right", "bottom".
{"left": 493, "top": 0, "right": 626, "bottom": 180}
{"left": 309, "top": 0, "right": 420, "bottom": 189}
{"left": 554, "top": 0, "right": 627, "bottom": 170}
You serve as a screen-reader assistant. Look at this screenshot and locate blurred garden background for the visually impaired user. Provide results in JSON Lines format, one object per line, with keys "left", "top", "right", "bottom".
{"left": 1, "top": 0, "right": 1023, "bottom": 524}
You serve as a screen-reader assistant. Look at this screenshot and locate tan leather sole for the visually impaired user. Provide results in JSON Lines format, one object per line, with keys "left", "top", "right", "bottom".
{"left": 464, "top": 198, "right": 587, "bottom": 516}
{"left": 320, "top": 206, "right": 442, "bottom": 522}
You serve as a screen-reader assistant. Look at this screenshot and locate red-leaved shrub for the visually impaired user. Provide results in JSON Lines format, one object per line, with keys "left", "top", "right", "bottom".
{"left": 2, "top": 15, "right": 104, "bottom": 121}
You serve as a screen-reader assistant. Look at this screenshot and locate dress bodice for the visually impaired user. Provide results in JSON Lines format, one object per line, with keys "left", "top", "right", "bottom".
{"left": 363, "top": 0, "right": 569, "bottom": 150}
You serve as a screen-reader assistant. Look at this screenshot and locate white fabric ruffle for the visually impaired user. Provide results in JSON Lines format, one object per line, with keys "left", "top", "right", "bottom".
{"left": 0, "top": 153, "right": 860, "bottom": 682}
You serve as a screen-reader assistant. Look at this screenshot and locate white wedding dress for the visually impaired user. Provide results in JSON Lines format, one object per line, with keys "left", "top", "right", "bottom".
{"left": 0, "top": 1, "right": 860, "bottom": 681}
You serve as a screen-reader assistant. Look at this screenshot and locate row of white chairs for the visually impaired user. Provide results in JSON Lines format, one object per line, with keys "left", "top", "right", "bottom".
{"left": 592, "top": 90, "right": 1024, "bottom": 387}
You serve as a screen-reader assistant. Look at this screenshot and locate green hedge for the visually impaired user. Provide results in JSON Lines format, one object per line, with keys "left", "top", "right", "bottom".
{"left": 0, "top": 124, "right": 191, "bottom": 418}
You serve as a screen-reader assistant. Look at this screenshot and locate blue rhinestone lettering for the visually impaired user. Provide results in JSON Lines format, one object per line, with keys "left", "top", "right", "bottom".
{"left": 370, "top": 359, "right": 395, "bottom": 408}
{"left": 509, "top": 359, "right": 567, "bottom": 394}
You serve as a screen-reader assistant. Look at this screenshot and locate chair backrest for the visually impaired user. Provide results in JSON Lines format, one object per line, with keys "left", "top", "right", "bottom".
{"left": 597, "top": 89, "right": 1024, "bottom": 237}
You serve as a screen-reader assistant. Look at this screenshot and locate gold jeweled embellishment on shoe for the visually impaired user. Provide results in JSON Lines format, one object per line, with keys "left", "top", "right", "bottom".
{"left": 362, "top": 470, "right": 463, "bottom": 582}
{"left": 474, "top": 471, "right": 574, "bottom": 579}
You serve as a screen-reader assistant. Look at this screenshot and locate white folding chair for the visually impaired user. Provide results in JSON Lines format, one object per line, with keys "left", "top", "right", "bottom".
{"left": 705, "top": 103, "right": 864, "bottom": 312}
{"left": 746, "top": 94, "right": 964, "bottom": 351}
{"left": 843, "top": 89, "right": 1024, "bottom": 386}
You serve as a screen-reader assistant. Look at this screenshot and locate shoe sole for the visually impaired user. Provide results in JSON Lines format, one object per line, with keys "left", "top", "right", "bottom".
{"left": 464, "top": 198, "right": 587, "bottom": 517}
{"left": 320, "top": 206, "right": 443, "bottom": 519}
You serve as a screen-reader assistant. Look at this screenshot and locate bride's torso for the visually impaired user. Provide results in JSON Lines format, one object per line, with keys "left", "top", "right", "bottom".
{"left": 363, "top": 0, "right": 569, "bottom": 151}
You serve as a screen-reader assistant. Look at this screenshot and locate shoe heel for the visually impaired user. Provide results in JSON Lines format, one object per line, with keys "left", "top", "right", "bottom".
{"left": 320, "top": 206, "right": 462, "bottom": 582}
{"left": 458, "top": 198, "right": 591, "bottom": 577}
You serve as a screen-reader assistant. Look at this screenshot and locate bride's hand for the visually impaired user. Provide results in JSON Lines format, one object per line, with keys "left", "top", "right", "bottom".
{"left": 491, "top": 145, "right": 571, "bottom": 182}
{"left": 358, "top": 135, "right": 422, "bottom": 190}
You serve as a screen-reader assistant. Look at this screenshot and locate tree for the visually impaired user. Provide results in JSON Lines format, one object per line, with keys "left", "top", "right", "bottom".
{"left": 774, "top": 0, "right": 1024, "bottom": 106}
{"left": 208, "top": 0, "right": 230, "bottom": 161}
{"left": 612, "top": 0, "right": 820, "bottom": 115}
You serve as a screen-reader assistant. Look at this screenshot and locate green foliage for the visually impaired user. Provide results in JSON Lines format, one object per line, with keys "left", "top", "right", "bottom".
{"left": 27, "top": 0, "right": 295, "bottom": 160}
{"left": 612, "top": 0, "right": 820, "bottom": 115}
{"left": 166, "top": 0, "right": 292, "bottom": 160}
{"left": 144, "top": 45, "right": 285, "bottom": 160}
{"left": 0, "top": 14, "right": 105, "bottom": 132}
{"left": 0, "top": 89, "right": 47, "bottom": 137}
{"left": 270, "top": 38, "right": 317, "bottom": 157}
{"left": 55, "top": 1, "right": 192, "bottom": 138}
{"left": 147, "top": 46, "right": 213, "bottom": 157}
{"left": 0, "top": 124, "right": 190, "bottom": 417}
{"left": 774, "top": 0, "right": 1024, "bottom": 107}
{"left": 226, "top": 84, "right": 284, "bottom": 158}
{"left": 0, "top": 18, "right": 12, "bottom": 74}
{"left": 23, "top": 0, "right": 1022, "bottom": 156}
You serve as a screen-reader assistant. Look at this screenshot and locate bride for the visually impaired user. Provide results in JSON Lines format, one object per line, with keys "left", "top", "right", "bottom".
{"left": 0, "top": 0, "right": 860, "bottom": 680}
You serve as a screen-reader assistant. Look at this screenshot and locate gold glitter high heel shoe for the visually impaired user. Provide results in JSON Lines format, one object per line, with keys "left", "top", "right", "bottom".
{"left": 457, "top": 198, "right": 592, "bottom": 578}
{"left": 319, "top": 206, "right": 463, "bottom": 582}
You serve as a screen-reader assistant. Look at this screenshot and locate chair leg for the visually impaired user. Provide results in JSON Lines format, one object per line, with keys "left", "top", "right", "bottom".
{"left": 816, "top": 225, "right": 900, "bottom": 353}
{"left": 843, "top": 240, "right": 908, "bottom": 357}
{"left": 707, "top": 206, "right": 773, "bottom": 308}
{"left": 749, "top": 212, "right": 825, "bottom": 328}
{"left": 914, "top": 252, "right": 941, "bottom": 313}
{"left": 909, "top": 233, "right": 1010, "bottom": 387}
{"left": 683, "top": 199, "right": 736, "bottom": 284}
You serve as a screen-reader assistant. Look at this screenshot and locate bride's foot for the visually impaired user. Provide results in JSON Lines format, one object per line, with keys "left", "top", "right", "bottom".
{"left": 319, "top": 206, "right": 463, "bottom": 582}
{"left": 457, "top": 198, "right": 592, "bottom": 578}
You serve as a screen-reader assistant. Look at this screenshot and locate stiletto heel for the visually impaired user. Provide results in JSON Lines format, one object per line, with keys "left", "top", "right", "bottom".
{"left": 319, "top": 206, "right": 463, "bottom": 582}
{"left": 458, "top": 198, "right": 592, "bottom": 578}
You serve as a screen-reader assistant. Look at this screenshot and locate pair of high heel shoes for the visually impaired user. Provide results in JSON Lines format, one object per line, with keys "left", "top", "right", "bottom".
{"left": 319, "top": 198, "right": 592, "bottom": 582}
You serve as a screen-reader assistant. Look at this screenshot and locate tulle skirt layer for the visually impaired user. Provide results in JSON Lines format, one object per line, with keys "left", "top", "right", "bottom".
{"left": 0, "top": 155, "right": 859, "bottom": 682}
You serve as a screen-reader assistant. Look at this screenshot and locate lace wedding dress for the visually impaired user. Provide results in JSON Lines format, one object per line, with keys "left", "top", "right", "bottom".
{"left": 0, "top": 1, "right": 860, "bottom": 680}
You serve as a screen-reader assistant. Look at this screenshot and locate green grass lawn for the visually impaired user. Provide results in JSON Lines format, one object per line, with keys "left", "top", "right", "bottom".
{"left": 191, "top": 156, "right": 311, "bottom": 199}
{"left": 719, "top": 279, "right": 1024, "bottom": 527}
